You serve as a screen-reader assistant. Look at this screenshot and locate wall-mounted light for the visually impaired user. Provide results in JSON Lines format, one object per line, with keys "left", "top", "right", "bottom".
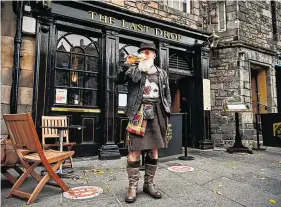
{"left": 36, "top": 0, "right": 52, "bottom": 8}
{"left": 194, "top": 29, "right": 220, "bottom": 49}
{"left": 207, "top": 29, "right": 220, "bottom": 49}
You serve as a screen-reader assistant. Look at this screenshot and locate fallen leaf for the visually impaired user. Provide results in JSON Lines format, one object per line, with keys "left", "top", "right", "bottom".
{"left": 217, "top": 191, "right": 222, "bottom": 195}
{"left": 212, "top": 189, "right": 217, "bottom": 194}
{"left": 261, "top": 178, "right": 266, "bottom": 180}
{"left": 258, "top": 154, "right": 264, "bottom": 156}
{"left": 197, "top": 173, "right": 200, "bottom": 176}
{"left": 269, "top": 199, "right": 276, "bottom": 204}
{"left": 218, "top": 184, "right": 223, "bottom": 187}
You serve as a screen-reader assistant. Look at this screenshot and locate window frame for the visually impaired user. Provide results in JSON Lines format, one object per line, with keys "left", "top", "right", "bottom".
{"left": 53, "top": 30, "right": 101, "bottom": 108}
{"left": 217, "top": 1, "right": 226, "bottom": 32}
{"left": 164, "top": 0, "right": 191, "bottom": 13}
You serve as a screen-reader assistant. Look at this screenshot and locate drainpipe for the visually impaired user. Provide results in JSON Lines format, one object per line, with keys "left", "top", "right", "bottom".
{"left": 10, "top": 1, "right": 24, "bottom": 114}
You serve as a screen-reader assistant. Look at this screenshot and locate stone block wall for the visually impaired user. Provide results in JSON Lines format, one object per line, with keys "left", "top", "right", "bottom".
{"left": 1, "top": 2, "right": 35, "bottom": 137}
{"left": 209, "top": 47, "right": 239, "bottom": 147}
{"left": 107, "top": 0, "right": 208, "bottom": 31}
{"left": 238, "top": 1, "right": 275, "bottom": 50}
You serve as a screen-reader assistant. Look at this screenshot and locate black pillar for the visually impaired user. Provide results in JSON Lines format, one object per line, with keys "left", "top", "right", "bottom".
{"left": 158, "top": 42, "right": 169, "bottom": 71}
{"left": 32, "top": 14, "right": 54, "bottom": 127}
{"left": 99, "top": 30, "right": 121, "bottom": 160}
{"left": 10, "top": 1, "right": 23, "bottom": 114}
{"left": 192, "top": 45, "right": 205, "bottom": 148}
{"left": 199, "top": 47, "right": 213, "bottom": 149}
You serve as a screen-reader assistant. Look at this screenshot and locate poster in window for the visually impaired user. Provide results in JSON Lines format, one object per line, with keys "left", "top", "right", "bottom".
{"left": 203, "top": 79, "right": 211, "bottom": 111}
{"left": 55, "top": 89, "right": 67, "bottom": 104}
{"left": 118, "top": 94, "right": 127, "bottom": 107}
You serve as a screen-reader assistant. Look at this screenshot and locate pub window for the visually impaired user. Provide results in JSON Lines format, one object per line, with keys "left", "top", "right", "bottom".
{"left": 118, "top": 43, "right": 139, "bottom": 108}
{"left": 55, "top": 31, "right": 100, "bottom": 107}
{"left": 271, "top": 1, "right": 278, "bottom": 41}
{"left": 164, "top": 0, "right": 191, "bottom": 13}
{"left": 217, "top": 1, "right": 226, "bottom": 32}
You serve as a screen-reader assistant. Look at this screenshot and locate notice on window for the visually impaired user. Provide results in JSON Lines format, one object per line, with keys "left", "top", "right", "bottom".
{"left": 55, "top": 89, "right": 67, "bottom": 104}
{"left": 203, "top": 79, "right": 211, "bottom": 111}
{"left": 118, "top": 94, "right": 127, "bottom": 107}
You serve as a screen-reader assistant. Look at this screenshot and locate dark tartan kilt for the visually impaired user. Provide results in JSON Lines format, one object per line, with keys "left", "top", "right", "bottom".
{"left": 127, "top": 101, "right": 168, "bottom": 151}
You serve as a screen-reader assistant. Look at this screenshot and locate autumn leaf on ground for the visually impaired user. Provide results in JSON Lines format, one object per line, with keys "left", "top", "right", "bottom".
{"left": 269, "top": 199, "right": 276, "bottom": 204}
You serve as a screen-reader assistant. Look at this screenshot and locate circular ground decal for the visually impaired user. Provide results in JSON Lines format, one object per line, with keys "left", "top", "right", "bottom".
{"left": 168, "top": 166, "right": 194, "bottom": 172}
{"left": 63, "top": 186, "right": 103, "bottom": 200}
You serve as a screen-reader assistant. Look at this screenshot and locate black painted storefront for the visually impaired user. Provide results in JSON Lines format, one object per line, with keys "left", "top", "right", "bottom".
{"left": 31, "top": 1, "right": 211, "bottom": 157}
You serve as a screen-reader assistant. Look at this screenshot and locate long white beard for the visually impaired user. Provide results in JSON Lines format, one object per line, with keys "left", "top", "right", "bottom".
{"left": 138, "top": 59, "right": 154, "bottom": 72}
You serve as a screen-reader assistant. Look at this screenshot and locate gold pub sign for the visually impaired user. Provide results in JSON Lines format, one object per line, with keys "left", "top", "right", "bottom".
{"left": 89, "top": 11, "right": 183, "bottom": 42}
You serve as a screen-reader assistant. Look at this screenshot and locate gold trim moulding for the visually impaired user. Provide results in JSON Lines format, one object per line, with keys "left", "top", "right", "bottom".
{"left": 51, "top": 107, "right": 101, "bottom": 113}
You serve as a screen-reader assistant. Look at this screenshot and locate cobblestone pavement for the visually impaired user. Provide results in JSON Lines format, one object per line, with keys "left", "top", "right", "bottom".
{"left": 1, "top": 147, "right": 281, "bottom": 207}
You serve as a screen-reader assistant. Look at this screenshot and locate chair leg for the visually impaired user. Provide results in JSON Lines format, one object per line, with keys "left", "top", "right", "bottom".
{"left": 27, "top": 160, "right": 66, "bottom": 205}
{"left": 1, "top": 166, "right": 17, "bottom": 184}
{"left": 44, "top": 160, "right": 69, "bottom": 191}
{"left": 70, "top": 157, "right": 74, "bottom": 168}
{"left": 8, "top": 162, "right": 40, "bottom": 198}
{"left": 20, "top": 160, "right": 42, "bottom": 183}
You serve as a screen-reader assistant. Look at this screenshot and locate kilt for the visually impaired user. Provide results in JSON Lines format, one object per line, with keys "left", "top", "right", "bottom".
{"left": 128, "top": 100, "right": 168, "bottom": 151}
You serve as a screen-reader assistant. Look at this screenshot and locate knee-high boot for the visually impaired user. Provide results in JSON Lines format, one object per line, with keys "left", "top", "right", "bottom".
{"left": 125, "top": 160, "right": 140, "bottom": 203}
{"left": 143, "top": 157, "right": 162, "bottom": 199}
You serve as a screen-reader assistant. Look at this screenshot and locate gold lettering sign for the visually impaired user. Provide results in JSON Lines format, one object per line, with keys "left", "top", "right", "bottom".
{"left": 88, "top": 11, "right": 183, "bottom": 42}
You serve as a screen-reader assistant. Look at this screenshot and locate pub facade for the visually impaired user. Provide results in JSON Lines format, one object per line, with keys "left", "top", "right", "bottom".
{"left": 3, "top": 1, "right": 280, "bottom": 156}
{"left": 2, "top": 1, "right": 212, "bottom": 157}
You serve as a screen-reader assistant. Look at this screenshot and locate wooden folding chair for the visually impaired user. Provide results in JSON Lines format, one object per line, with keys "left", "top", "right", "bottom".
{"left": 42, "top": 116, "right": 76, "bottom": 168}
{"left": 3, "top": 113, "right": 74, "bottom": 205}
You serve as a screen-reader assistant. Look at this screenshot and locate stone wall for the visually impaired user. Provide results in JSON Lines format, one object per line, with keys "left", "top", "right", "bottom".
{"left": 1, "top": 2, "right": 35, "bottom": 137}
{"left": 107, "top": 0, "right": 208, "bottom": 30}
{"left": 208, "top": 0, "right": 281, "bottom": 148}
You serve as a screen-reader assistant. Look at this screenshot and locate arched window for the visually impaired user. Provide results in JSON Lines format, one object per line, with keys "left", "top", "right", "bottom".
{"left": 55, "top": 31, "right": 99, "bottom": 106}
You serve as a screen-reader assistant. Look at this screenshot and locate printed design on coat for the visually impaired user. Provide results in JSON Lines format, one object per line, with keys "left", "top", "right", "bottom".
{"left": 143, "top": 78, "right": 159, "bottom": 99}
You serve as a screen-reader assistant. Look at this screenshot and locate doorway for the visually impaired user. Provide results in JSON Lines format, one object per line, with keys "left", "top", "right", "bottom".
{"left": 169, "top": 75, "right": 193, "bottom": 147}
{"left": 251, "top": 64, "right": 269, "bottom": 125}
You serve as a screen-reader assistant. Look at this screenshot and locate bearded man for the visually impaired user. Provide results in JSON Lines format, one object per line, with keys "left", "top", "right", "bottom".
{"left": 115, "top": 42, "right": 171, "bottom": 203}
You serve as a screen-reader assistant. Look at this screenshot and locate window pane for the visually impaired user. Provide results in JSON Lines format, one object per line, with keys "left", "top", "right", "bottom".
{"left": 70, "top": 72, "right": 83, "bottom": 87}
{"left": 218, "top": 1, "right": 225, "bottom": 30}
{"left": 118, "top": 84, "right": 128, "bottom": 93}
{"left": 168, "top": 0, "right": 173, "bottom": 7}
{"left": 83, "top": 91, "right": 97, "bottom": 106}
{"left": 57, "top": 39, "right": 71, "bottom": 52}
{"left": 56, "top": 71, "right": 69, "bottom": 87}
{"left": 173, "top": 0, "right": 179, "bottom": 10}
{"left": 56, "top": 51, "right": 69, "bottom": 68}
{"left": 85, "top": 43, "right": 99, "bottom": 56}
{"left": 85, "top": 74, "right": 98, "bottom": 89}
{"left": 71, "top": 52, "right": 85, "bottom": 70}
{"left": 68, "top": 89, "right": 81, "bottom": 105}
{"left": 185, "top": 0, "right": 190, "bottom": 13}
{"left": 86, "top": 56, "right": 99, "bottom": 72}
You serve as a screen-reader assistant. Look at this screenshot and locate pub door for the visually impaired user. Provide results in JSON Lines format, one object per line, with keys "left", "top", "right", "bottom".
{"left": 35, "top": 23, "right": 103, "bottom": 157}
{"left": 169, "top": 76, "right": 193, "bottom": 147}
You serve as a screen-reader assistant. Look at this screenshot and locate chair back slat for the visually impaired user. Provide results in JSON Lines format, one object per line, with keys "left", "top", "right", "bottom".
{"left": 3, "top": 114, "right": 40, "bottom": 151}
{"left": 41, "top": 116, "right": 69, "bottom": 145}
